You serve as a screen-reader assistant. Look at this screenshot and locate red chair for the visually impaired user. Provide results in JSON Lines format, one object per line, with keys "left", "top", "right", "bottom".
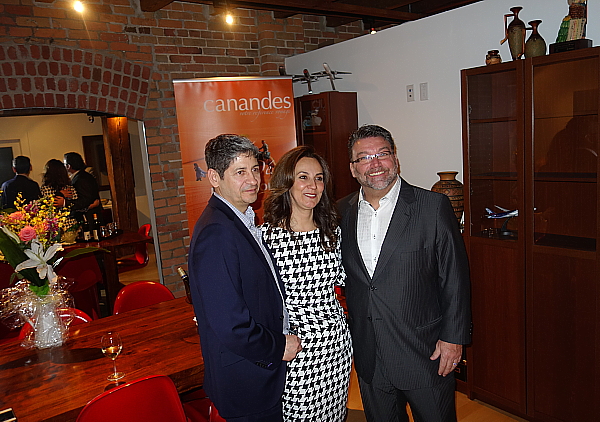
{"left": 113, "top": 281, "right": 174, "bottom": 314}
{"left": 19, "top": 307, "right": 92, "bottom": 340}
{"left": 117, "top": 224, "right": 151, "bottom": 273}
{"left": 76, "top": 375, "right": 202, "bottom": 422}
{"left": 181, "top": 390, "right": 225, "bottom": 422}
{"left": 55, "top": 254, "right": 103, "bottom": 320}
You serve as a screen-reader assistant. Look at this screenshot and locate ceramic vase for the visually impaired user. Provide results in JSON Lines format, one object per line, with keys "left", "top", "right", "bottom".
{"left": 431, "top": 171, "right": 464, "bottom": 223}
{"left": 503, "top": 6, "right": 526, "bottom": 60}
{"left": 525, "top": 20, "right": 546, "bottom": 58}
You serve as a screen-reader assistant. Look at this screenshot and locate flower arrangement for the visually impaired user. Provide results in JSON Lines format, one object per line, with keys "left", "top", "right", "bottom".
{"left": 0, "top": 194, "right": 84, "bottom": 296}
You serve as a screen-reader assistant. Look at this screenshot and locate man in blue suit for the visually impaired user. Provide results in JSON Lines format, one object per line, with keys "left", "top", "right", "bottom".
{"left": 1, "top": 156, "right": 41, "bottom": 209}
{"left": 189, "top": 134, "right": 302, "bottom": 422}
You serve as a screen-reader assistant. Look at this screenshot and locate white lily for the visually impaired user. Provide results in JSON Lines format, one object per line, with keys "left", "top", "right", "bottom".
{"left": 1, "top": 226, "right": 20, "bottom": 243}
{"left": 15, "top": 240, "right": 64, "bottom": 285}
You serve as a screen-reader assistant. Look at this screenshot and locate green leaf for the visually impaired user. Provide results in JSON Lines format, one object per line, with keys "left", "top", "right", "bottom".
{"left": 63, "top": 247, "right": 108, "bottom": 258}
{"left": 51, "top": 247, "right": 108, "bottom": 268}
{"left": 29, "top": 282, "right": 50, "bottom": 297}
{"left": 0, "top": 228, "right": 45, "bottom": 287}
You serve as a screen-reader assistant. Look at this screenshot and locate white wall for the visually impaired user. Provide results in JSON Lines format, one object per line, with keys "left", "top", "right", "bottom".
{"left": 0, "top": 113, "right": 102, "bottom": 184}
{"left": 286, "top": 0, "right": 599, "bottom": 189}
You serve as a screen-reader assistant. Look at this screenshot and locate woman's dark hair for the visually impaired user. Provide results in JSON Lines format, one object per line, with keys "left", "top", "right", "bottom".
{"left": 42, "top": 159, "right": 72, "bottom": 192}
{"left": 263, "top": 145, "right": 339, "bottom": 252}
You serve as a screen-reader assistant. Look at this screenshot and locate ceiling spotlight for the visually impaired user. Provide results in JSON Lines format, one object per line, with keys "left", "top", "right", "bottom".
{"left": 225, "top": 12, "right": 234, "bottom": 24}
{"left": 73, "top": 0, "right": 84, "bottom": 12}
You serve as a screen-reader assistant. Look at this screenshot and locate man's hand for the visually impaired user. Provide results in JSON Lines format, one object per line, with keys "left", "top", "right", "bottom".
{"left": 430, "top": 340, "right": 463, "bottom": 377}
{"left": 282, "top": 334, "right": 302, "bottom": 361}
{"left": 53, "top": 196, "right": 65, "bottom": 207}
{"left": 60, "top": 188, "right": 74, "bottom": 199}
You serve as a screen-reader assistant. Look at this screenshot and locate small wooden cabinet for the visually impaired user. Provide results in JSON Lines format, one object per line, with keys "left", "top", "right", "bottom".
{"left": 462, "top": 47, "right": 599, "bottom": 421}
{"left": 295, "top": 91, "right": 359, "bottom": 200}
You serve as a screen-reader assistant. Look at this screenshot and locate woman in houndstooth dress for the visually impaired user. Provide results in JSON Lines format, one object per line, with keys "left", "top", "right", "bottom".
{"left": 262, "top": 146, "right": 352, "bottom": 422}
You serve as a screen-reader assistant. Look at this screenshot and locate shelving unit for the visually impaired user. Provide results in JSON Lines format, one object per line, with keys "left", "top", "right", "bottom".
{"left": 462, "top": 47, "right": 599, "bottom": 422}
{"left": 294, "top": 91, "right": 359, "bottom": 200}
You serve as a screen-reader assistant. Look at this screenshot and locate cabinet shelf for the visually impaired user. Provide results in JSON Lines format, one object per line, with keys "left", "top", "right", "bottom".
{"left": 534, "top": 111, "right": 598, "bottom": 120}
{"left": 471, "top": 172, "right": 517, "bottom": 180}
{"left": 469, "top": 117, "right": 517, "bottom": 124}
{"left": 534, "top": 172, "right": 597, "bottom": 182}
{"left": 534, "top": 233, "right": 596, "bottom": 251}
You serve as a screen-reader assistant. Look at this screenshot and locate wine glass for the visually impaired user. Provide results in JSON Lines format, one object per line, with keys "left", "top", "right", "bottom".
{"left": 101, "top": 331, "right": 125, "bottom": 381}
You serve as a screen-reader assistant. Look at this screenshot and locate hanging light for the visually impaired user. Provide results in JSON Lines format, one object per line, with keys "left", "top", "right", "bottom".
{"left": 73, "top": 1, "right": 84, "bottom": 12}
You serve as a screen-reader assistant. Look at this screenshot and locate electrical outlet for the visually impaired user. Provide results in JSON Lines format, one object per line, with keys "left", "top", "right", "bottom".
{"left": 420, "top": 82, "right": 428, "bottom": 101}
{"left": 406, "top": 84, "right": 415, "bottom": 102}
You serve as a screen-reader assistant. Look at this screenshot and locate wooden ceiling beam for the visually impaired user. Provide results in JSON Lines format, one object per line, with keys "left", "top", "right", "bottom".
{"left": 141, "top": 0, "right": 423, "bottom": 23}
{"left": 140, "top": 0, "right": 175, "bottom": 12}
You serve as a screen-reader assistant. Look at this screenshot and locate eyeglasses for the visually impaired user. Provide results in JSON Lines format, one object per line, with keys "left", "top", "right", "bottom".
{"left": 350, "top": 151, "right": 392, "bottom": 164}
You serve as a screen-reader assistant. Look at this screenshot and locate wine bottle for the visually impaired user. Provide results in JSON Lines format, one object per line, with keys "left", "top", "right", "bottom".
{"left": 177, "top": 267, "right": 192, "bottom": 304}
{"left": 91, "top": 213, "right": 101, "bottom": 241}
{"left": 81, "top": 215, "right": 92, "bottom": 242}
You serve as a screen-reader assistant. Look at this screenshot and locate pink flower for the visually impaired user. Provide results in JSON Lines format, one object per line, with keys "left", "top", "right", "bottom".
{"left": 19, "top": 226, "right": 37, "bottom": 242}
{"left": 8, "top": 211, "right": 25, "bottom": 223}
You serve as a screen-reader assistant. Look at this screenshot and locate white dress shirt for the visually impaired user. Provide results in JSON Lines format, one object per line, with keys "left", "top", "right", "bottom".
{"left": 357, "top": 177, "right": 402, "bottom": 277}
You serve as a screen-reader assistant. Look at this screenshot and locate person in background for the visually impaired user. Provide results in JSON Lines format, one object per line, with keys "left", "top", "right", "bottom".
{"left": 188, "top": 134, "right": 301, "bottom": 422}
{"left": 1, "top": 155, "right": 41, "bottom": 209}
{"left": 262, "top": 146, "right": 352, "bottom": 421}
{"left": 338, "top": 124, "right": 471, "bottom": 422}
{"left": 41, "top": 159, "right": 77, "bottom": 206}
{"left": 63, "top": 152, "right": 102, "bottom": 223}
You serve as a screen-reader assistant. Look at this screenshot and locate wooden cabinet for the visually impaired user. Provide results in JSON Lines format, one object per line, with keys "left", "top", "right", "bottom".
{"left": 462, "top": 47, "right": 599, "bottom": 421}
{"left": 295, "top": 91, "right": 359, "bottom": 200}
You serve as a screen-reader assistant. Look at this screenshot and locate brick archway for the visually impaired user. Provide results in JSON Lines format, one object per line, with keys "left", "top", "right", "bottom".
{"left": 0, "top": 43, "right": 151, "bottom": 120}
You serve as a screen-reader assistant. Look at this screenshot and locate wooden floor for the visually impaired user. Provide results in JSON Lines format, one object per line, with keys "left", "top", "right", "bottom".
{"left": 117, "top": 249, "right": 161, "bottom": 285}
{"left": 346, "top": 392, "right": 525, "bottom": 422}
{"left": 119, "top": 250, "right": 524, "bottom": 422}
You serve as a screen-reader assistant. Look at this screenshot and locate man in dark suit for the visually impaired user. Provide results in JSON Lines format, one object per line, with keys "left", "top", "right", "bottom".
{"left": 63, "top": 152, "right": 103, "bottom": 223}
{"left": 188, "top": 134, "right": 301, "bottom": 422}
{"left": 338, "top": 125, "right": 471, "bottom": 422}
{"left": 1, "top": 156, "right": 41, "bottom": 209}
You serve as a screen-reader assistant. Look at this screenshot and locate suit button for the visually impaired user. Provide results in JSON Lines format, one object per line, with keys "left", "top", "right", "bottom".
{"left": 369, "top": 286, "right": 377, "bottom": 291}
{"left": 279, "top": 315, "right": 284, "bottom": 320}
{"left": 367, "top": 316, "right": 372, "bottom": 321}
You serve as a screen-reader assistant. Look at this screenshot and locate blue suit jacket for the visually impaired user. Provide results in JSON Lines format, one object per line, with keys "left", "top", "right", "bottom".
{"left": 189, "top": 195, "right": 287, "bottom": 419}
{"left": 1, "top": 175, "right": 41, "bottom": 209}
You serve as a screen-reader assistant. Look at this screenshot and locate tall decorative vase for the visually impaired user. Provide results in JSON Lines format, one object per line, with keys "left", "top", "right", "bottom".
{"left": 503, "top": 6, "right": 526, "bottom": 60}
{"left": 525, "top": 20, "right": 546, "bottom": 58}
{"left": 431, "top": 171, "right": 464, "bottom": 223}
{"left": 30, "top": 294, "right": 68, "bottom": 349}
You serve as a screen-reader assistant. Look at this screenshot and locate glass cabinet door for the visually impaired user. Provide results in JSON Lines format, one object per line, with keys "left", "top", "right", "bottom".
{"left": 466, "top": 64, "right": 523, "bottom": 239}
{"left": 531, "top": 56, "right": 598, "bottom": 251}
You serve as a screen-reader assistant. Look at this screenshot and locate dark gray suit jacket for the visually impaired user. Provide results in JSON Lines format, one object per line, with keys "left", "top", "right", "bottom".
{"left": 338, "top": 178, "right": 471, "bottom": 390}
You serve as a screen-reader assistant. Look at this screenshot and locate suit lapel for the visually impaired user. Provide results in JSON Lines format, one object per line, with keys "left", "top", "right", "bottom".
{"left": 372, "top": 178, "right": 416, "bottom": 281}
{"left": 210, "top": 196, "right": 281, "bottom": 288}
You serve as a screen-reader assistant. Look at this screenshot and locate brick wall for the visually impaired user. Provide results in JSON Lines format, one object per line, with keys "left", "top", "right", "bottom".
{"left": 0, "top": 0, "right": 364, "bottom": 296}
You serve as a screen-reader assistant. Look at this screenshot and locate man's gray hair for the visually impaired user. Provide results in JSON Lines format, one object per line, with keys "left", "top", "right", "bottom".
{"left": 205, "top": 134, "right": 259, "bottom": 178}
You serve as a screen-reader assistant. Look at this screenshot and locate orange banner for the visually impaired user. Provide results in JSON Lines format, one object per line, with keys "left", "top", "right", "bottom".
{"left": 173, "top": 77, "right": 297, "bottom": 234}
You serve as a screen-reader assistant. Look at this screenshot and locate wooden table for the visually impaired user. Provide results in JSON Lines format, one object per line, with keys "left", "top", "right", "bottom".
{"left": 0, "top": 298, "right": 204, "bottom": 422}
{"left": 68, "top": 230, "right": 151, "bottom": 313}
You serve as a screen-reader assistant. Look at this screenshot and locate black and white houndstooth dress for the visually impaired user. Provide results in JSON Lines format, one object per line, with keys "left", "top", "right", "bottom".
{"left": 262, "top": 226, "right": 352, "bottom": 422}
